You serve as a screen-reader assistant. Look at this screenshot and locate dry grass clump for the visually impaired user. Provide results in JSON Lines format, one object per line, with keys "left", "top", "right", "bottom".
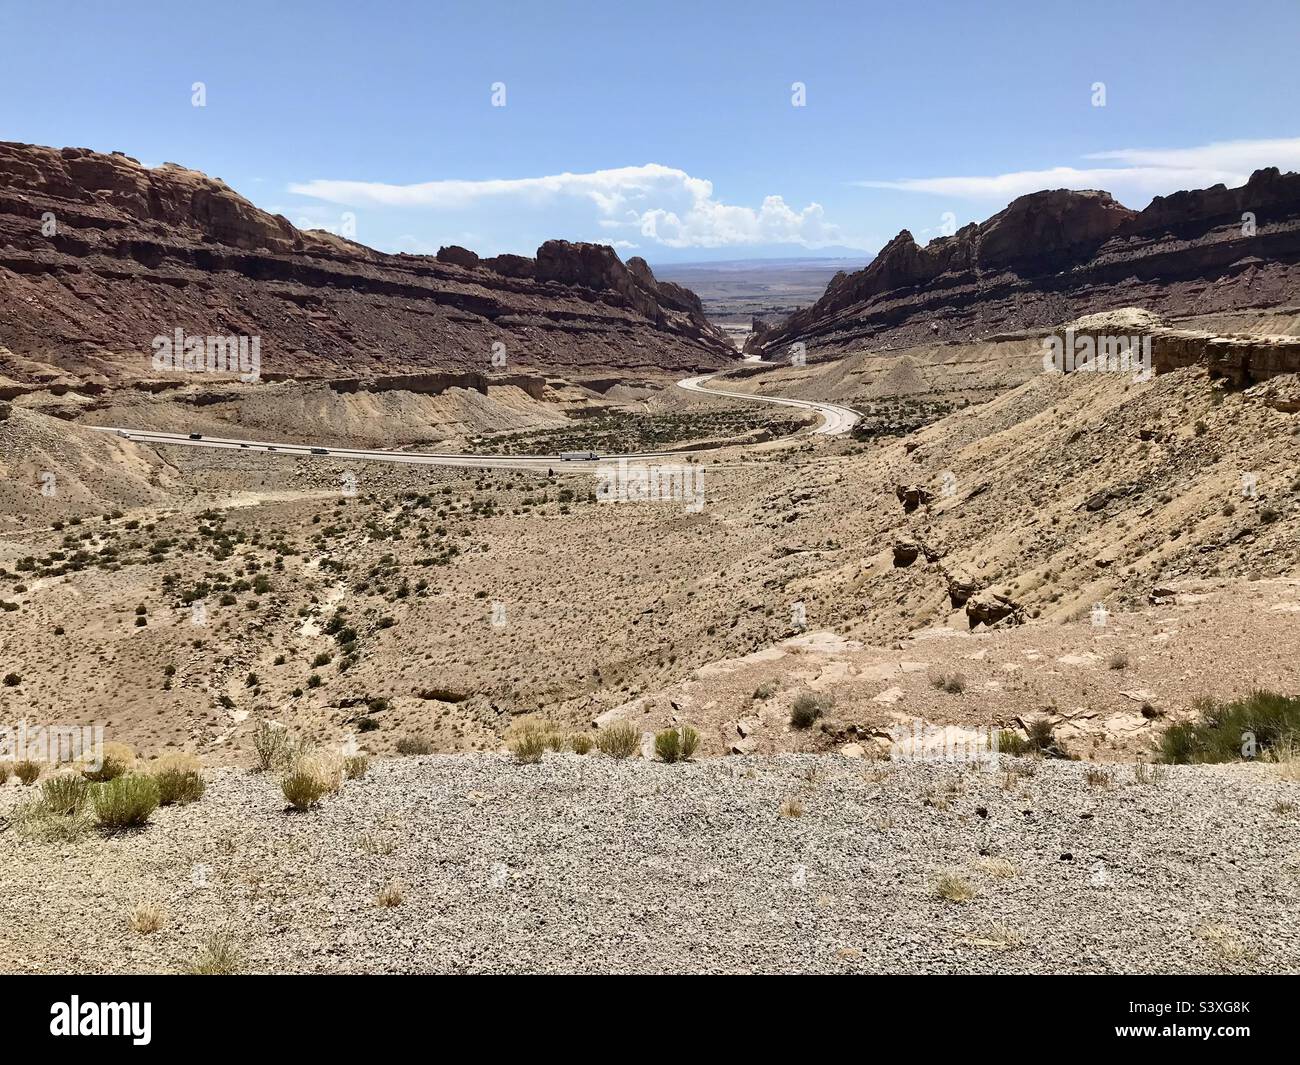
{"left": 968, "top": 922, "right": 1023, "bottom": 950}
{"left": 40, "top": 772, "right": 90, "bottom": 817}
{"left": 344, "top": 754, "right": 369, "bottom": 780}
{"left": 1194, "top": 923, "right": 1254, "bottom": 964}
{"left": 1264, "top": 736, "right": 1300, "bottom": 782}
{"left": 779, "top": 796, "right": 804, "bottom": 818}
{"left": 252, "top": 717, "right": 294, "bottom": 771}
{"left": 1083, "top": 766, "right": 1113, "bottom": 789}
{"left": 16, "top": 773, "right": 95, "bottom": 842}
{"left": 82, "top": 741, "right": 135, "bottom": 782}
{"left": 281, "top": 749, "right": 344, "bottom": 810}
{"left": 1133, "top": 760, "right": 1167, "bottom": 786}
{"left": 929, "top": 671, "right": 967, "bottom": 694}
{"left": 1107, "top": 651, "right": 1130, "bottom": 670}
{"left": 281, "top": 768, "right": 328, "bottom": 810}
{"left": 934, "top": 871, "right": 976, "bottom": 903}
{"left": 129, "top": 903, "right": 165, "bottom": 934}
{"left": 149, "top": 752, "right": 205, "bottom": 805}
{"left": 508, "top": 720, "right": 549, "bottom": 764}
{"left": 0, "top": 760, "right": 11, "bottom": 784}
{"left": 974, "top": 856, "right": 1017, "bottom": 879}
{"left": 375, "top": 881, "right": 406, "bottom": 908}
{"left": 570, "top": 734, "right": 593, "bottom": 755}
{"left": 187, "top": 933, "right": 241, "bottom": 975}
{"left": 14, "top": 759, "right": 41, "bottom": 785}
{"left": 596, "top": 720, "right": 640, "bottom": 759}
{"left": 654, "top": 725, "right": 700, "bottom": 763}
{"left": 395, "top": 735, "right": 433, "bottom": 756}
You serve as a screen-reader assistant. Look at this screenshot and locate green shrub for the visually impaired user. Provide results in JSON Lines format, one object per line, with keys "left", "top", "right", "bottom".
{"left": 995, "top": 730, "right": 1030, "bottom": 756}
{"left": 83, "top": 742, "right": 135, "bottom": 782}
{"left": 1025, "top": 716, "right": 1071, "bottom": 759}
{"left": 14, "top": 760, "right": 41, "bottom": 785}
{"left": 41, "top": 773, "right": 90, "bottom": 816}
{"left": 596, "top": 721, "right": 639, "bottom": 759}
{"left": 156, "top": 769, "right": 205, "bottom": 805}
{"left": 654, "top": 725, "right": 700, "bottom": 763}
{"left": 1160, "top": 691, "right": 1300, "bottom": 764}
{"left": 679, "top": 725, "right": 700, "bottom": 760}
{"left": 929, "top": 672, "right": 966, "bottom": 694}
{"left": 94, "top": 774, "right": 161, "bottom": 829}
{"left": 654, "top": 728, "right": 681, "bottom": 763}
{"left": 790, "top": 692, "right": 829, "bottom": 730}
{"left": 395, "top": 736, "right": 432, "bottom": 756}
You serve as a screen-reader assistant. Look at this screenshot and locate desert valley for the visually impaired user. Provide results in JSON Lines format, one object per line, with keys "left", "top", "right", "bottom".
{"left": 1, "top": 2, "right": 1298, "bottom": 993}
{"left": 1, "top": 139, "right": 1297, "bottom": 977}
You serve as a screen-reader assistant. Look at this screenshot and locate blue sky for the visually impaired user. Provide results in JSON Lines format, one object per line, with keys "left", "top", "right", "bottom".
{"left": 3, "top": 0, "right": 1299, "bottom": 263}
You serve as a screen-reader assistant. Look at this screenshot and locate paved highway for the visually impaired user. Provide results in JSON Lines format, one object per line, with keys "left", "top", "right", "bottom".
{"left": 90, "top": 373, "right": 858, "bottom": 469}
{"left": 676, "top": 374, "right": 859, "bottom": 435}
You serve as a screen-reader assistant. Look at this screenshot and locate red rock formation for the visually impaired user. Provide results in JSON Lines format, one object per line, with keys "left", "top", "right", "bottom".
{"left": 0, "top": 142, "right": 734, "bottom": 386}
{"left": 748, "top": 171, "right": 1300, "bottom": 359}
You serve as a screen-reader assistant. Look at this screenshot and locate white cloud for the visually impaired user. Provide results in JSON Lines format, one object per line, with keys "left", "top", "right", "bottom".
{"left": 856, "top": 136, "right": 1300, "bottom": 206}
{"left": 290, "top": 163, "right": 852, "bottom": 250}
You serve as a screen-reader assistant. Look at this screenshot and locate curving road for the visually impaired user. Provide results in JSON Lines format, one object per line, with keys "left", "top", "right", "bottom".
{"left": 90, "top": 373, "right": 857, "bottom": 470}
{"left": 677, "top": 374, "right": 859, "bottom": 435}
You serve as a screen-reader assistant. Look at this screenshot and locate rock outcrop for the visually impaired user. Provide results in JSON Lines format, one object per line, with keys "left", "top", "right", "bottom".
{"left": 1046, "top": 308, "right": 1300, "bottom": 386}
{"left": 0, "top": 142, "right": 734, "bottom": 386}
{"left": 965, "top": 590, "right": 1024, "bottom": 630}
{"left": 747, "top": 170, "right": 1300, "bottom": 359}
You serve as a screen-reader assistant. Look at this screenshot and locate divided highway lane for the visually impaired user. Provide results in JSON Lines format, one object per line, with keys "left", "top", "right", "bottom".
{"left": 90, "top": 428, "right": 611, "bottom": 472}
{"left": 91, "top": 374, "right": 857, "bottom": 468}
{"left": 676, "top": 374, "right": 859, "bottom": 435}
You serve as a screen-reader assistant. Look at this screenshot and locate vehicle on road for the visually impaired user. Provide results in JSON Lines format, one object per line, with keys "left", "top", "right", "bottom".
{"left": 239, "top": 443, "right": 249, "bottom": 449}
{"left": 310, "top": 447, "right": 328, "bottom": 455}
{"left": 188, "top": 433, "right": 203, "bottom": 440}
{"left": 559, "top": 451, "right": 599, "bottom": 461}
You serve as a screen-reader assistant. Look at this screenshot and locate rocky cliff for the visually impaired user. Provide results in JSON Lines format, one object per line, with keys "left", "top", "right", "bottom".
{"left": 0, "top": 142, "right": 734, "bottom": 388}
{"left": 747, "top": 170, "right": 1300, "bottom": 359}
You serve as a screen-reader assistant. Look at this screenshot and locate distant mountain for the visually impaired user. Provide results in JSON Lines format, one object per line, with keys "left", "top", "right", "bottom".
{"left": 746, "top": 170, "right": 1300, "bottom": 358}
{"left": 643, "top": 244, "right": 872, "bottom": 265}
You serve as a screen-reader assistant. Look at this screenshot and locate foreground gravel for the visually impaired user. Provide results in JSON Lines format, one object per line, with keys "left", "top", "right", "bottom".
{"left": 2, "top": 754, "right": 1298, "bottom": 974}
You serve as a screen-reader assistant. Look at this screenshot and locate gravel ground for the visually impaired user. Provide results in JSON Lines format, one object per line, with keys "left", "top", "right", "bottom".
{"left": 2, "top": 753, "right": 1298, "bottom": 974}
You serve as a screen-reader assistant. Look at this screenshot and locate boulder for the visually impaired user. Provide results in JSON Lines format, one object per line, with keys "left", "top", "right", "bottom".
{"left": 945, "top": 571, "right": 979, "bottom": 608}
{"left": 892, "top": 538, "right": 920, "bottom": 567}
{"left": 966, "top": 591, "right": 1023, "bottom": 629}
{"left": 895, "top": 484, "right": 933, "bottom": 513}
{"left": 435, "top": 245, "right": 480, "bottom": 269}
